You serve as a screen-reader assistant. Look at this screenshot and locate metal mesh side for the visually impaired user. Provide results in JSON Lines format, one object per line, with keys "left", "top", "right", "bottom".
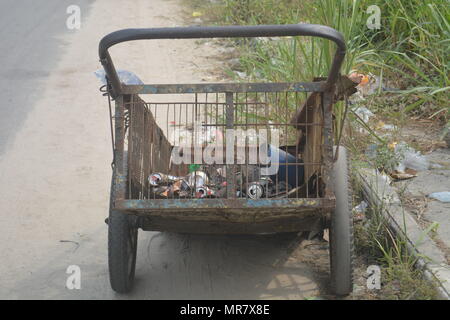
{"left": 125, "top": 90, "right": 327, "bottom": 201}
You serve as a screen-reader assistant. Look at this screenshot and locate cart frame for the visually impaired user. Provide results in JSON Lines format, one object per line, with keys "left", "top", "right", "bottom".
{"left": 100, "top": 24, "right": 354, "bottom": 295}
{"left": 100, "top": 24, "right": 346, "bottom": 232}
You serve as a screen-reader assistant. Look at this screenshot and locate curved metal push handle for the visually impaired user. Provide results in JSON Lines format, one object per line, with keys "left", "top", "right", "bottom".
{"left": 99, "top": 24, "right": 346, "bottom": 97}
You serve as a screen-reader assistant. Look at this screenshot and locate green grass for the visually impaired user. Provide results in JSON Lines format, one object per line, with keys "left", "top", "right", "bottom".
{"left": 351, "top": 176, "right": 438, "bottom": 300}
{"left": 354, "top": 207, "right": 438, "bottom": 299}
{"left": 370, "top": 0, "right": 450, "bottom": 118}
{"left": 186, "top": 0, "right": 449, "bottom": 127}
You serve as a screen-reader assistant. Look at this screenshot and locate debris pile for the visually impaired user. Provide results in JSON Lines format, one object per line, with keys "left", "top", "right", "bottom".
{"left": 148, "top": 165, "right": 295, "bottom": 199}
{"left": 365, "top": 141, "right": 430, "bottom": 180}
{"left": 148, "top": 171, "right": 211, "bottom": 198}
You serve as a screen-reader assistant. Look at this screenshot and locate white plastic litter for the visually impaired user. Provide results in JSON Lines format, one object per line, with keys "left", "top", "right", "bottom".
{"left": 94, "top": 69, "right": 144, "bottom": 85}
{"left": 353, "top": 201, "right": 368, "bottom": 214}
{"left": 381, "top": 124, "right": 396, "bottom": 131}
{"left": 428, "top": 192, "right": 450, "bottom": 203}
{"left": 394, "top": 142, "right": 429, "bottom": 172}
{"left": 354, "top": 106, "right": 374, "bottom": 122}
{"left": 235, "top": 71, "right": 248, "bottom": 79}
{"left": 353, "top": 200, "right": 368, "bottom": 222}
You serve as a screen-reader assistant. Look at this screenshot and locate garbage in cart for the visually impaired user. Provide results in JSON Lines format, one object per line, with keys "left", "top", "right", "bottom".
{"left": 147, "top": 144, "right": 304, "bottom": 199}
{"left": 148, "top": 167, "right": 294, "bottom": 199}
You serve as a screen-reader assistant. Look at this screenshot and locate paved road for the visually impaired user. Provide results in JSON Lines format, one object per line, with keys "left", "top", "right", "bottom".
{"left": 0, "top": 0, "right": 93, "bottom": 154}
{"left": 0, "top": 0, "right": 330, "bottom": 300}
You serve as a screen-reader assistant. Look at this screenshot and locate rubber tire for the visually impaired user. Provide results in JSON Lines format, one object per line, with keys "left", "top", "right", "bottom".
{"left": 108, "top": 154, "right": 138, "bottom": 294}
{"left": 329, "top": 146, "right": 354, "bottom": 295}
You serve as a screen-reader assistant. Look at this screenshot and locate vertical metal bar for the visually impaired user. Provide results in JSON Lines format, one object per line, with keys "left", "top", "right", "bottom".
{"left": 322, "top": 90, "right": 334, "bottom": 198}
{"left": 127, "top": 96, "right": 133, "bottom": 199}
{"left": 264, "top": 91, "right": 269, "bottom": 199}
{"left": 143, "top": 101, "right": 146, "bottom": 198}
{"left": 107, "top": 86, "right": 115, "bottom": 165}
{"left": 295, "top": 91, "right": 299, "bottom": 198}
{"left": 305, "top": 92, "right": 309, "bottom": 197}
{"left": 274, "top": 92, "right": 279, "bottom": 197}
{"left": 245, "top": 92, "right": 249, "bottom": 199}
{"left": 225, "top": 92, "right": 235, "bottom": 198}
{"left": 113, "top": 95, "right": 127, "bottom": 201}
{"left": 285, "top": 91, "right": 288, "bottom": 198}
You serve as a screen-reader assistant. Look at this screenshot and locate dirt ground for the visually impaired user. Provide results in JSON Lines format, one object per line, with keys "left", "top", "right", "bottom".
{"left": 0, "top": 0, "right": 333, "bottom": 299}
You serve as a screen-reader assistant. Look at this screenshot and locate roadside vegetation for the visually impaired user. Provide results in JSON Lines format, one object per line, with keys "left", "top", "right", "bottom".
{"left": 185, "top": 0, "right": 447, "bottom": 299}
{"left": 351, "top": 179, "right": 437, "bottom": 299}
{"left": 189, "top": 0, "right": 449, "bottom": 119}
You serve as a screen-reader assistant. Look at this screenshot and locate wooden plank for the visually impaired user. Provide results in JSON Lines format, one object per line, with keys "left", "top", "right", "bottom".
{"left": 290, "top": 75, "right": 358, "bottom": 131}
{"left": 302, "top": 93, "right": 324, "bottom": 185}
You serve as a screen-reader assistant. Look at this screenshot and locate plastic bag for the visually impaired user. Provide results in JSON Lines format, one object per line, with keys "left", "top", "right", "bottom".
{"left": 354, "top": 106, "right": 374, "bottom": 122}
{"left": 394, "top": 142, "right": 429, "bottom": 172}
{"left": 353, "top": 201, "right": 368, "bottom": 214}
{"left": 428, "top": 192, "right": 450, "bottom": 203}
{"left": 94, "top": 69, "right": 144, "bottom": 85}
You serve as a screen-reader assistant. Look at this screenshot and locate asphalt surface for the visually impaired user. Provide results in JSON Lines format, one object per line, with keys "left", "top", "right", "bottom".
{"left": 0, "top": 0, "right": 93, "bottom": 154}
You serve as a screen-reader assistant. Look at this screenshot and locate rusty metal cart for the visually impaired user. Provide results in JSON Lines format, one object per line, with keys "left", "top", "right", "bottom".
{"left": 99, "top": 24, "right": 354, "bottom": 295}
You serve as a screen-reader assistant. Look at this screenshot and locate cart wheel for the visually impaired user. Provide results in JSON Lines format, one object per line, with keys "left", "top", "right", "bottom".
{"left": 329, "top": 146, "right": 354, "bottom": 295}
{"left": 108, "top": 156, "right": 138, "bottom": 294}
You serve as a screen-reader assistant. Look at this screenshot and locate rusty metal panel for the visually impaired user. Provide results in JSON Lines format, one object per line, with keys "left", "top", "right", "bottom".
{"left": 321, "top": 90, "right": 335, "bottom": 198}
{"left": 112, "top": 95, "right": 127, "bottom": 203}
{"left": 138, "top": 215, "right": 327, "bottom": 234}
{"left": 301, "top": 92, "right": 324, "bottom": 196}
{"left": 121, "top": 82, "right": 325, "bottom": 95}
{"left": 127, "top": 94, "right": 173, "bottom": 200}
{"left": 116, "top": 197, "right": 334, "bottom": 214}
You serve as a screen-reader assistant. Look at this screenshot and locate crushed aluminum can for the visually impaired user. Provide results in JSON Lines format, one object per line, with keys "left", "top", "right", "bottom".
{"left": 246, "top": 178, "right": 272, "bottom": 199}
{"left": 172, "top": 179, "right": 191, "bottom": 192}
{"left": 148, "top": 173, "right": 180, "bottom": 186}
{"left": 216, "top": 166, "right": 226, "bottom": 178}
{"left": 195, "top": 186, "right": 215, "bottom": 198}
{"left": 152, "top": 179, "right": 191, "bottom": 198}
{"left": 247, "top": 183, "right": 264, "bottom": 199}
{"left": 150, "top": 186, "right": 170, "bottom": 197}
{"left": 187, "top": 171, "right": 209, "bottom": 188}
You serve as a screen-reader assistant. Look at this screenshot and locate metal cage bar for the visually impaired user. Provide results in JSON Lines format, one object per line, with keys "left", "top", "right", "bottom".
{"left": 99, "top": 24, "right": 346, "bottom": 98}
